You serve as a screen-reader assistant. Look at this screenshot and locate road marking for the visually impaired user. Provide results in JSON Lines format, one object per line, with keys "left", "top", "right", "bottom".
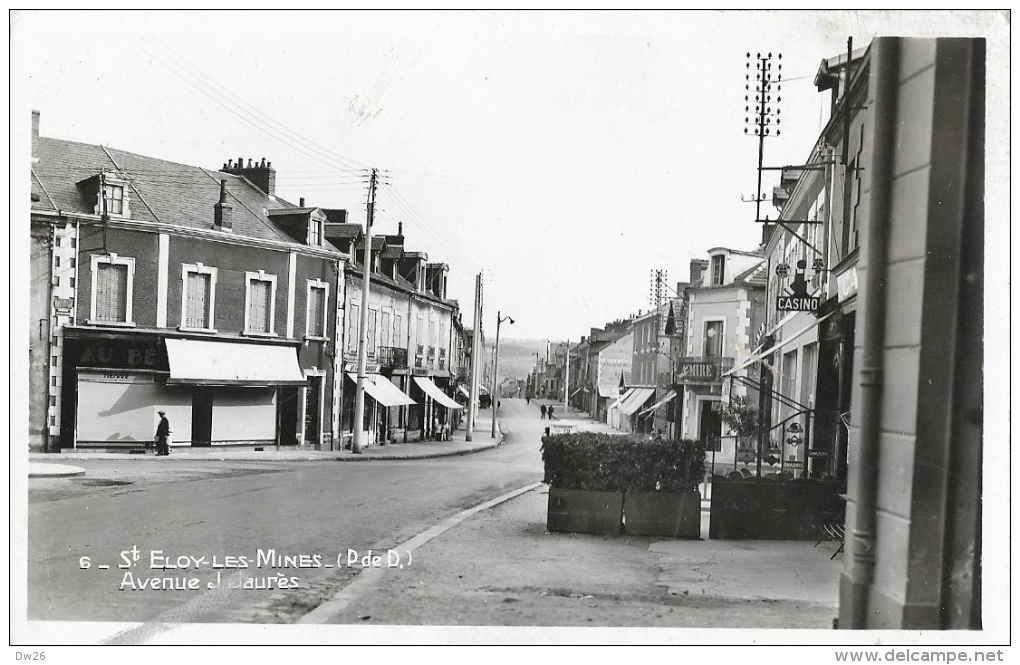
{"left": 296, "top": 481, "right": 542, "bottom": 624}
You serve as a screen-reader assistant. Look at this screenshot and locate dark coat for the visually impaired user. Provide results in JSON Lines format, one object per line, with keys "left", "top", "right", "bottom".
{"left": 156, "top": 415, "right": 171, "bottom": 438}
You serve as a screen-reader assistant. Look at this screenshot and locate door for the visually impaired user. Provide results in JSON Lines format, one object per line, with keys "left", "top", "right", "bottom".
{"left": 191, "top": 387, "right": 213, "bottom": 446}
{"left": 699, "top": 400, "right": 722, "bottom": 452}
{"left": 304, "top": 376, "right": 321, "bottom": 447}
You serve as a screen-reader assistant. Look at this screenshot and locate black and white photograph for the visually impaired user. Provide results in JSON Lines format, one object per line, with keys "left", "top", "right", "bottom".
{"left": 10, "top": 9, "right": 1010, "bottom": 655}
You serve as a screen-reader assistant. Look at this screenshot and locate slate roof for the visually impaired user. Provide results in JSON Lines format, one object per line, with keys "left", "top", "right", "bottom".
{"left": 30, "top": 135, "right": 335, "bottom": 249}
{"left": 732, "top": 260, "right": 768, "bottom": 287}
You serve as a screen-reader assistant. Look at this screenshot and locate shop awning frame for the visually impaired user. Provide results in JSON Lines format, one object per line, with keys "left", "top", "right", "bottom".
{"left": 638, "top": 389, "right": 677, "bottom": 417}
{"left": 165, "top": 338, "right": 306, "bottom": 386}
{"left": 722, "top": 312, "right": 834, "bottom": 378}
{"left": 347, "top": 373, "right": 417, "bottom": 407}
{"left": 617, "top": 387, "right": 656, "bottom": 416}
{"left": 413, "top": 376, "right": 463, "bottom": 410}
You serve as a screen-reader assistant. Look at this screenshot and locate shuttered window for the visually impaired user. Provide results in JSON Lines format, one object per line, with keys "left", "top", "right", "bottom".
{"left": 247, "top": 279, "right": 272, "bottom": 333}
{"left": 367, "top": 310, "right": 377, "bottom": 354}
{"left": 95, "top": 262, "right": 128, "bottom": 322}
{"left": 185, "top": 271, "right": 211, "bottom": 328}
{"left": 307, "top": 285, "right": 327, "bottom": 337}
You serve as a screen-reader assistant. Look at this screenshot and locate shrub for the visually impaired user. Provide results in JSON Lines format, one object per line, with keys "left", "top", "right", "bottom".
{"left": 540, "top": 433, "right": 706, "bottom": 493}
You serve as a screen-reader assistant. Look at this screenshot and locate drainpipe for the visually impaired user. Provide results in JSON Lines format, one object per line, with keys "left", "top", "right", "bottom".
{"left": 845, "top": 37, "right": 898, "bottom": 629}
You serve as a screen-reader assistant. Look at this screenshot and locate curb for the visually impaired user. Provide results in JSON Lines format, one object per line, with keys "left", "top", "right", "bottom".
{"left": 28, "top": 463, "right": 87, "bottom": 478}
{"left": 27, "top": 422, "right": 506, "bottom": 465}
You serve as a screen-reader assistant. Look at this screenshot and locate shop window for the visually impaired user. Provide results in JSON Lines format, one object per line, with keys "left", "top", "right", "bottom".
{"left": 89, "top": 253, "right": 134, "bottom": 326}
{"left": 244, "top": 271, "right": 277, "bottom": 335}
{"left": 180, "top": 263, "right": 217, "bottom": 332}
{"left": 306, "top": 280, "right": 328, "bottom": 339}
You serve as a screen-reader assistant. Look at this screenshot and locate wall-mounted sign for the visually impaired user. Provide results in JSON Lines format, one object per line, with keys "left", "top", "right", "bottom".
{"left": 807, "top": 449, "right": 830, "bottom": 458}
{"left": 675, "top": 357, "right": 732, "bottom": 384}
{"left": 344, "top": 362, "right": 381, "bottom": 373}
{"left": 53, "top": 296, "right": 74, "bottom": 315}
{"left": 837, "top": 266, "right": 859, "bottom": 302}
{"left": 411, "top": 368, "right": 429, "bottom": 376}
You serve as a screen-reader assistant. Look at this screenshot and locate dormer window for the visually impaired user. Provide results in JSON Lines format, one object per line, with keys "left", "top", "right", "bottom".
{"left": 79, "top": 173, "right": 130, "bottom": 218}
{"left": 104, "top": 183, "right": 124, "bottom": 215}
{"left": 308, "top": 216, "right": 323, "bottom": 246}
{"left": 710, "top": 255, "right": 726, "bottom": 286}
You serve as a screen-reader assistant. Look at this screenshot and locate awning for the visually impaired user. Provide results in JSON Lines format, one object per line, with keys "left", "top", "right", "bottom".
{"left": 638, "top": 389, "right": 677, "bottom": 417}
{"left": 457, "top": 385, "right": 471, "bottom": 399}
{"left": 608, "top": 387, "right": 633, "bottom": 410}
{"left": 347, "top": 373, "right": 416, "bottom": 407}
{"left": 617, "top": 387, "right": 656, "bottom": 416}
{"left": 597, "top": 384, "right": 617, "bottom": 398}
{"left": 722, "top": 311, "right": 834, "bottom": 378}
{"left": 165, "top": 338, "right": 306, "bottom": 386}
{"left": 413, "top": 376, "right": 463, "bottom": 410}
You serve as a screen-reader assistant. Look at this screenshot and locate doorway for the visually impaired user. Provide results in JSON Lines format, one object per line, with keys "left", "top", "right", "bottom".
{"left": 304, "top": 376, "right": 321, "bottom": 447}
{"left": 191, "top": 387, "right": 213, "bottom": 446}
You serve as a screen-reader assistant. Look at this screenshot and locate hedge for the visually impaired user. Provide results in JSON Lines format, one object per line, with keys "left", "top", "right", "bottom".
{"left": 540, "top": 433, "right": 706, "bottom": 493}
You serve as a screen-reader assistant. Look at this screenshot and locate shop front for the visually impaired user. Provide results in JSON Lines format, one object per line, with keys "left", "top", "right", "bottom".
{"left": 62, "top": 331, "right": 308, "bottom": 449}
{"left": 413, "top": 375, "right": 463, "bottom": 440}
{"left": 342, "top": 370, "right": 416, "bottom": 448}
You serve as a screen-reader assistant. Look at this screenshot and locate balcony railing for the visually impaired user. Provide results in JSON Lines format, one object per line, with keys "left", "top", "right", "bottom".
{"left": 674, "top": 356, "right": 735, "bottom": 385}
{"left": 377, "top": 346, "right": 408, "bottom": 370}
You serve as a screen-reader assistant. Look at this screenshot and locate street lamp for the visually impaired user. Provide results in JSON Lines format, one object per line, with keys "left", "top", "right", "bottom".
{"left": 491, "top": 311, "right": 514, "bottom": 438}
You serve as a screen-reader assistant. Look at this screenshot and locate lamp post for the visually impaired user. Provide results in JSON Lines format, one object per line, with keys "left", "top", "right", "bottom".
{"left": 562, "top": 341, "right": 570, "bottom": 413}
{"left": 491, "top": 311, "right": 514, "bottom": 438}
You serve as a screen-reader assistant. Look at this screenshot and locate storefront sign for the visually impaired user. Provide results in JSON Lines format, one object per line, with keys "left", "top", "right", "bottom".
{"left": 807, "top": 449, "right": 830, "bottom": 458}
{"left": 837, "top": 266, "right": 858, "bottom": 302}
{"left": 74, "top": 339, "right": 160, "bottom": 369}
{"left": 675, "top": 357, "right": 732, "bottom": 384}
{"left": 784, "top": 460, "right": 804, "bottom": 469}
{"left": 344, "top": 362, "right": 381, "bottom": 373}
{"left": 411, "top": 368, "right": 429, "bottom": 376}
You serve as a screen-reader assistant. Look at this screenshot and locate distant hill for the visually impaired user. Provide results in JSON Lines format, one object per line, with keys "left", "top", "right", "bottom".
{"left": 486, "top": 337, "right": 567, "bottom": 383}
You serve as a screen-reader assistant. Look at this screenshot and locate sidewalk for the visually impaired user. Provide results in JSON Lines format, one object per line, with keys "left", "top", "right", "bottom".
{"left": 27, "top": 420, "right": 504, "bottom": 475}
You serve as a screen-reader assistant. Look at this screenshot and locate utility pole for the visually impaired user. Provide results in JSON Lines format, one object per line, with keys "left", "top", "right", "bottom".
{"left": 466, "top": 272, "right": 482, "bottom": 441}
{"left": 352, "top": 168, "right": 378, "bottom": 454}
{"left": 563, "top": 341, "right": 569, "bottom": 413}
{"left": 491, "top": 311, "right": 513, "bottom": 438}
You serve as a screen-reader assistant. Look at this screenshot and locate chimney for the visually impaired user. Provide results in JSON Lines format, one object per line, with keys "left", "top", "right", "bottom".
{"left": 299, "top": 197, "right": 305, "bottom": 208}
{"left": 690, "top": 259, "right": 708, "bottom": 283}
{"left": 31, "top": 110, "right": 40, "bottom": 139}
{"left": 214, "top": 180, "right": 233, "bottom": 231}
{"left": 220, "top": 156, "right": 276, "bottom": 196}
{"left": 761, "top": 222, "right": 775, "bottom": 246}
{"left": 398, "top": 221, "right": 403, "bottom": 240}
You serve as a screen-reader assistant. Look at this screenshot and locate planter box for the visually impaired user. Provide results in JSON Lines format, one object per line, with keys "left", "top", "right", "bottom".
{"left": 547, "top": 487, "right": 623, "bottom": 536}
{"left": 623, "top": 491, "right": 702, "bottom": 539}
{"left": 709, "top": 477, "right": 846, "bottom": 540}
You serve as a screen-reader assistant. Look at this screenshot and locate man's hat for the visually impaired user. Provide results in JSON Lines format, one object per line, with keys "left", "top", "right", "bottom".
{"left": 158, "top": 410, "right": 166, "bottom": 415}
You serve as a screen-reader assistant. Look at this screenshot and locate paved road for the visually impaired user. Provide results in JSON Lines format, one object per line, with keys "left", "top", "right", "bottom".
{"left": 27, "top": 399, "right": 544, "bottom": 626}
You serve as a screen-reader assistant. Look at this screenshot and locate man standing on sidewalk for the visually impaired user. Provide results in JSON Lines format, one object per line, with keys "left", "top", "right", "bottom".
{"left": 155, "top": 410, "right": 171, "bottom": 456}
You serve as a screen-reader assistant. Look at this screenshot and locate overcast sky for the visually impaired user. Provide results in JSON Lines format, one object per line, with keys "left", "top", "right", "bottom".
{"left": 12, "top": 10, "right": 1007, "bottom": 341}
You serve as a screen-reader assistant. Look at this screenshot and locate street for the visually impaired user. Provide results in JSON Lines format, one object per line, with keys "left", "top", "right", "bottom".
{"left": 26, "top": 398, "right": 842, "bottom": 642}
{"left": 27, "top": 399, "right": 542, "bottom": 626}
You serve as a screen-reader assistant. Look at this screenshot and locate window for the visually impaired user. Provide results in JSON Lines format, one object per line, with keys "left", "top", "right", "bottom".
{"left": 347, "top": 304, "right": 360, "bottom": 352}
{"left": 104, "top": 183, "right": 124, "bottom": 216}
{"left": 89, "top": 253, "right": 134, "bottom": 325}
{"left": 710, "top": 255, "right": 725, "bottom": 286}
{"left": 394, "top": 314, "right": 403, "bottom": 346}
{"left": 380, "top": 311, "right": 391, "bottom": 348}
{"left": 306, "top": 280, "right": 328, "bottom": 338}
{"left": 308, "top": 217, "right": 323, "bottom": 246}
{"left": 180, "top": 263, "right": 217, "bottom": 331}
{"left": 244, "top": 271, "right": 277, "bottom": 335}
{"left": 367, "top": 309, "right": 378, "bottom": 355}
{"left": 704, "top": 320, "right": 724, "bottom": 357}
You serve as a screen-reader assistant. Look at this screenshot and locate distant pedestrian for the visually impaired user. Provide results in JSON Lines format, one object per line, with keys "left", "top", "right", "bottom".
{"left": 154, "top": 410, "right": 171, "bottom": 456}
{"left": 540, "top": 404, "right": 547, "bottom": 419}
{"left": 526, "top": 396, "right": 531, "bottom": 405}
{"left": 548, "top": 405, "right": 555, "bottom": 420}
